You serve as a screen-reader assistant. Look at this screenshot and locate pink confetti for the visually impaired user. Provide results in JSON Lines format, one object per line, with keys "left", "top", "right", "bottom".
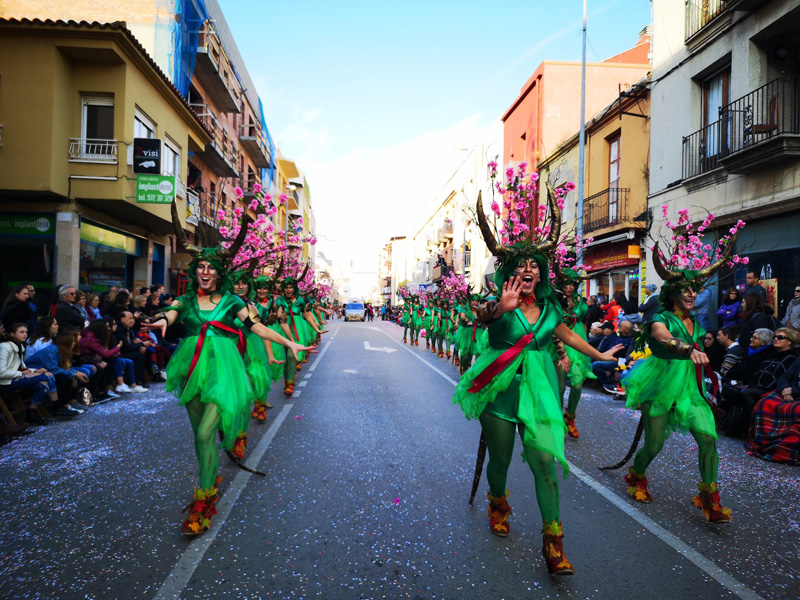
{"left": 295, "top": 416, "right": 302, "bottom": 420}
{"left": 394, "top": 498, "right": 400, "bottom": 505}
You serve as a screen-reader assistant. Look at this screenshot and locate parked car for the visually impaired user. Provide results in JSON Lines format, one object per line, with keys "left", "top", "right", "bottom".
{"left": 344, "top": 302, "right": 365, "bottom": 322}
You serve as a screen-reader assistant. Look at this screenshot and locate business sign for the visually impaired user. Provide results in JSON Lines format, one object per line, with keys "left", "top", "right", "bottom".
{"left": 133, "top": 137, "right": 162, "bottom": 174}
{"left": 0, "top": 214, "right": 54, "bottom": 236}
{"left": 584, "top": 241, "right": 640, "bottom": 271}
{"left": 763, "top": 278, "right": 778, "bottom": 314}
{"left": 136, "top": 174, "right": 175, "bottom": 204}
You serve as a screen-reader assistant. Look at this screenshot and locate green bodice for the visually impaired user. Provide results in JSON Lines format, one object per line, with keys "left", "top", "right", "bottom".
{"left": 276, "top": 296, "right": 306, "bottom": 317}
{"left": 570, "top": 297, "right": 589, "bottom": 322}
{"left": 488, "top": 298, "right": 563, "bottom": 351}
{"left": 165, "top": 293, "right": 246, "bottom": 337}
{"left": 646, "top": 311, "right": 704, "bottom": 361}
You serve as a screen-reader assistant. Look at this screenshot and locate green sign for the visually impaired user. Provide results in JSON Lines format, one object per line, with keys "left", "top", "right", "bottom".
{"left": 136, "top": 174, "right": 175, "bottom": 204}
{"left": 81, "top": 222, "right": 140, "bottom": 254}
{"left": 0, "top": 214, "right": 54, "bottom": 236}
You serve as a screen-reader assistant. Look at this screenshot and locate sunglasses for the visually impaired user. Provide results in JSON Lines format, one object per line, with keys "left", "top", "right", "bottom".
{"left": 795, "top": 290, "right": 800, "bottom": 293}
{"left": 774, "top": 335, "right": 790, "bottom": 341}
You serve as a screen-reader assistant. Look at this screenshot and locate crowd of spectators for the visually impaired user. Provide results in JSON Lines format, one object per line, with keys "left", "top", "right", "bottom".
{"left": 0, "top": 283, "right": 177, "bottom": 430}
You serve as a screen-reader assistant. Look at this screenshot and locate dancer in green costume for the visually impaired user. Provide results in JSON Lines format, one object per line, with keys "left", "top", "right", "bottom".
{"left": 400, "top": 297, "right": 414, "bottom": 343}
{"left": 619, "top": 240, "right": 738, "bottom": 523}
{"left": 422, "top": 299, "right": 434, "bottom": 349}
{"left": 275, "top": 267, "right": 314, "bottom": 396}
{"left": 452, "top": 190, "right": 621, "bottom": 575}
{"left": 255, "top": 268, "right": 286, "bottom": 390}
{"left": 553, "top": 267, "right": 597, "bottom": 439}
{"left": 455, "top": 293, "right": 482, "bottom": 374}
{"left": 148, "top": 204, "right": 312, "bottom": 536}
{"left": 412, "top": 302, "right": 426, "bottom": 346}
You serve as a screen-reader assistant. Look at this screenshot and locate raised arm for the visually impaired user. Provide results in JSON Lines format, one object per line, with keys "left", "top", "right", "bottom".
{"left": 649, "top": 321, "right": 708, "bottom": 365}
{"left": 554, "top": 322, "right": 623, "bottom": 362}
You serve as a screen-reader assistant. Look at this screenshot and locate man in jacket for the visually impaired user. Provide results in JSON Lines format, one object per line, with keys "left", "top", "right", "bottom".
{"left": 54, "top": 285, "right": 86, "bottom": 330}
{"left": 745, "top": 271, "right": 767, "bottom": 300}
{"left": 115, "top": 311, "right": 149, "bottom": 391}
{"left": 637, "top": 284, "right": 660, "bottom": 323}
{"left": 591, "top": 321, "right": 634, "bottom": 393}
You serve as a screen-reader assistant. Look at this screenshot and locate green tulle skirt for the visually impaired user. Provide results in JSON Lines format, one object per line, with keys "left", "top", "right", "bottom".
{"left": 412, "top": 313, "right": 423, "bottom": 328}
{"left": 166, "top": 335, "right": 253, "bottom": 449}
{"left": 455, "top": 325, "right": 479, "bottom": 356}
{"left": 453, "top": 348, "right": 568, "bottom": 475}
{"left": 268, "top": 322, "right": 286, "bottom": 382}
{"left": 242, "top": 329, "right": 271, "bottom": 400}
{"left": 564, "top": 322, "right": 596, "bottom": 386}
{"left": 401, "top": 311, "right": 410, "bottom": 325}
{"left": 622, "top": 356, "right": 717, "bottom": 438}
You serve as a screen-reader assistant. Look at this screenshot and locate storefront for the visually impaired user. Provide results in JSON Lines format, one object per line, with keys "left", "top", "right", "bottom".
{"left": 79, "top": 221, "right": 145, "bottom": 292}
{"left": 583, "top": 239, "right": 642, "bottom": 305}
{"left": 0, "top": 213, "right": 55, "bottom": 299}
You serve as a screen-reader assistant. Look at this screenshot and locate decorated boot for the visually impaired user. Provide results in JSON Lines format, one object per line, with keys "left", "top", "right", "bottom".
{"left": 284, "top": 382, "right": 295, "bottom": 397}
{"left": 182, "top": 476, "right": 221, "bottom": 536}
{"left": 403, "top": 338, "right": 407, "bottom": 344}
{"left": 487, "top": 491, "right": 512, "bottom": 537}
{"left": 231, "top": 433, "right": 247, "bottom": 460}
{"left": 426, "top": 340, "right": 430, "bottom": 348}
{"left": 251, "top": 402, "right": 268, "bottom": 422}
{"left": 438, "top": 350, "right": 444, "bottom": 358}
{"left": 542, "top": 520, "right": 574, "bottom": 576}
{"left": 692, "top": 482, "right": 732, "bottom": 523}
{"left": 564, "top": 412, "right": 579, "bottom": 439}
{"left": 454, "top": 355, "right": 460, "bottom": 366}
{"left": 446, "top": 350, "right": 451, "bottom": 359}
{"left": 624, "top": 467, "right": 653, "bottom": 503}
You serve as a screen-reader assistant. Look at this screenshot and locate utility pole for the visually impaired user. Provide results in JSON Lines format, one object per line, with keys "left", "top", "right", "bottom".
{"left": 577, "top": 0, "right": 587, "bottom": 267}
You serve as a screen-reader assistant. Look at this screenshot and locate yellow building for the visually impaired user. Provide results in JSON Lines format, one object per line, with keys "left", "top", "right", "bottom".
{"left": 0, "top": 19, "right": 212, "bottom": 295}
{"left": 539, "top": 79, "right": 650, "bottom": 305}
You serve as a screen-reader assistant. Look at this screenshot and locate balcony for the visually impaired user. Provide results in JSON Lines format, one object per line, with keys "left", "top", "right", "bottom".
{"left": 197, "top": 191, "right": 222, "bottom": 227}
{"left": 195, "top": 22, "right": 241, "bottom": 113}
{"left": 443, "top": 220, "right": 453, "bottom": 238}
{"left": 240, "top": 171, "right": 262, "bottom": 200}
{"left": 68, "top": 138, "right": 118, "bottom": 163}
{"left": 685, "top": 0, "right": 768, "bottom": 43}
{"left": 432, "top": 263, "right": 452, "bottom": 282}
{"left": 583, "top": 188, "right": 631, "bottom": 233}
{"left": 719, "top": 75, "right": 800, "bottom": 173}
{"left": 190, "top": 103, "right": 240, "bottom": 178}
{"left": 682, "top": 121, "right": 724, "bottom": 179}
{"left": 463, "top": 250, "right": 472, "bottom": 270}
{"left": 239, "top": 122, "right": 271, "bottom": 168}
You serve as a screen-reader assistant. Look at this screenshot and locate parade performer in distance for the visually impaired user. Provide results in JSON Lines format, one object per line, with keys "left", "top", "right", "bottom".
{"left": 275, "top": 267, "right": 312, "bottom": 397}
{"left": 401, "top": 294, "right": 414, "bottom": 344}
{"left": 254, "top": 264, "right": 287, "bottom": 394}
{"left": 552, "top": 263, "right": 596, "bottom": 439}
{"left": 412, "top": 298, "right": 426, "bottom": 346}
{"left": 148, "top": 204, "right": 313, "bottom": 536}
{"left": 453, "top": 183, "right": 623, "bottom": 576}
{"left": 455, "top": 292, "right": 483, "bottom": 375}
{"left": 619, "top": 209, "right": 746, "bottom": 523}
{"left": 422, "top": 297, "right": 434, "bottom": 349}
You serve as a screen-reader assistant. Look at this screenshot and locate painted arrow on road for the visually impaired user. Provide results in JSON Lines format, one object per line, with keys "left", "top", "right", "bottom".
{"left": 363, "top": 341, "right": 396, "bottom": 353}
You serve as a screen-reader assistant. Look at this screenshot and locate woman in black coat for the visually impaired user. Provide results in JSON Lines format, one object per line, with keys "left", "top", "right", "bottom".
{"left": 0, "top": 285, "right": 33, "bottom": 330}
{"left": 737, "top": 293, "right": 779, "bottom": 349}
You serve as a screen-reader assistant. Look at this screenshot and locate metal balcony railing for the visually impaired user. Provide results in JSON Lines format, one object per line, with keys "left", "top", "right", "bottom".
{"left": 68, "top": 138, "right": 118, "bottom": 163}
{"left": 463, "top": 250, "right": 471, "bottom": 270}
{"left": 583, "top": 188, "right": 630, "bottom": 233}
{"left": 682, "top": 120, "right": 724, "bottom": 179}
{"left": 685, "top": 0, "right": 729, "bottom": 41}
{"left": 720, "top": 75, "right": 799, "bottom": 155}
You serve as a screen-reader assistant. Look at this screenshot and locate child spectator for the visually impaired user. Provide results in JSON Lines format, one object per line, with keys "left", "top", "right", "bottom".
{"left": 27, "top": 316, "right": 58, "bottom": 360}
{"left": 25, "top": 330, "right": 91, "bottom": 414}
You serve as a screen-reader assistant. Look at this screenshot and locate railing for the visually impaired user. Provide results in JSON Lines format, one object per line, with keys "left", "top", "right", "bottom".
{"left": 197, "top": 22, "right": 241, "bottom": 103}
{"left": 189, "top": 103, "right": 241, "bottom": 168}
{"left": 685, "top": 0, "right": 729, "bottom": 41}
{"left": 68, "top": 138, "right": 118, "bottom": 163}
{"left": 432, "top": 264, "right": 452, "bottom": 281}
{"left": 720, "top": 75, "right": 799, "bottom": 156}
{"left": 463, "top": 250, "right": 471, "bottom": 270}
{"left": 197, "top": 191, "right": 220, "bottom": 225}
{"left": 583, "top": 188, "right": 630, "bottom": 233}
{"left": 240, "top": 171, "right": 262, "bottom": 198}
{"left": 682, "top": 120, "right": 724, "bottom": 179}
{"left": 443, "top": 220, "right": 453, "bottom": 237}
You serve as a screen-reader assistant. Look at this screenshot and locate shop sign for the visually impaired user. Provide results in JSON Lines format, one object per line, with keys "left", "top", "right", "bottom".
{"left": 584, "top": 241, "right": 640, "bottom": 271}
{"left": 81, "top": 222, "right": 138, "bottom": 254}
{"left": 763, "top": 278, "right": 778, "bottom": 314}
{"left": 136, "top": 174, "right": 175, "bottom": 204}
{"left": 0, "top": 214, "right": 54, "bottom": 236}
{"left": 133, "top": 138, "right": 162, "bottom": 174}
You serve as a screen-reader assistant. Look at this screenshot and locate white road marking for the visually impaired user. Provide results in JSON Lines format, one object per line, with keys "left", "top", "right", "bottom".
{"left": 377, "top": 323, "right": 762, "bottom": 600}
{"left": 363, "top": 341, "right": 396, "bottom": 353}
{"left": 292, "top": 390, "right": 302, "bottom": 398}
{"left": 154, "top": 404, "right": 294, "bottom": 600}
{"left": 298, "top": 381, "right": 308, "bottom": 387}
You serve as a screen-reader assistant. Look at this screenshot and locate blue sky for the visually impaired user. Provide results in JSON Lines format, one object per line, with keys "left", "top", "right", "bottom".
{"left": 219, "top": 0, "right": 652, "bottom": 276}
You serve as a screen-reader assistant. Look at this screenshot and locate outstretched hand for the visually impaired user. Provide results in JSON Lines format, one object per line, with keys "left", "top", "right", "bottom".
{"left": 268, "top": 357, "right": 285, "bottom": 366}
{"left": 598, "top": 344, "right": 625, "bottom": 362}
{"left": 498, "top": 276, "right": 523, "bottom": 314}
{"left": 689, "top": 348, "right": 709, "bottom": 365}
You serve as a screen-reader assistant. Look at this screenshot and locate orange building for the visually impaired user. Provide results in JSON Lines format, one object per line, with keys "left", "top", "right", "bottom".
{"left": 502, "top": 30, "right": 651, "bottom": 172}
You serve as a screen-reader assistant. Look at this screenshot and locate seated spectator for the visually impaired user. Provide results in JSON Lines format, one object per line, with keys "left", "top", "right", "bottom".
{"left": 587, "top": 321, "right": 603, "bottom": 348}
{"left": 144, "top": 292, "right": 162, "bottom": 317}
{"left": 716, "top": 288, "right": 742, "bottom": 329}
{"left": 86, "top": 293, "right": 102, "bottom": 323}
{"left": 74, "top": 290, "right": 91, "bottom": 329}
{"left": 54, "top": 285, "right": 85, "bottom": 331}
{"left": 131, "top": 294, "right": 148, "bottom": 326}
{"left": 592, "top": 320, "right": 633, "bottom": 393}
{"left": 702, "top": 329, "right": 725, "bottom": 373}
{"left": 27, "top": 316, "right": 58, "bottom": 360}
{"left": 782, "top": 285, "right": 800, "bottom": 331}
{"left": 105, "top": 318, "right": 140, "bottom": 394}
{"left": 717, "top": 326, "right": 743, "bottom": 380}
{"left": 24, "top": 329, "right": 92, "bottom": 417}
{"left": 745, "top": 354, "right": 800, "bottom": 465}
{"left": 100, "top": 287, "right": 118, "bottom": 316}
{"left": 77, "top": 320, "right": 124, "bottom": 402}
{"left": 115, "top": 311, "right": 149, "bottom": 391}
{"left": 107, "top": 290, "right": 130, "bottom": 322}
{"left": 1, "top": 285, "right": 34, "bottom": 331}
{"left": 738, "top": 293, "right": 779, "bottom": 348}
{"left": 721, "top": 327, "right": 799, "bottom": 437}
{"left": 0, "top": 322, "right": 63, "bottom": 423}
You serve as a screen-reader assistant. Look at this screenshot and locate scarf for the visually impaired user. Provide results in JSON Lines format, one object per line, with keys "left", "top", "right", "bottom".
{"left": 748, "top": 344, "right": 770, "bottom": 357}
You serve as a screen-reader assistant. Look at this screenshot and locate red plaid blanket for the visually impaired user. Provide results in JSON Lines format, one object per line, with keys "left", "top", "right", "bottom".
{"left": 745, "top": 392, "right": 800, "bottom": 465}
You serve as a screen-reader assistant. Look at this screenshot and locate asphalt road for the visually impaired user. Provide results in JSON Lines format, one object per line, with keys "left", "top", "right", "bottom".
{"left": 1, "top": 319, "right": 798, "bottom": 600}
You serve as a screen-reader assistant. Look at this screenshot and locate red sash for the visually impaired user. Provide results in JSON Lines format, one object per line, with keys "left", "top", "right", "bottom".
{"left": 472, "top": 322, "right": 478, "bottom": 342}
{"left": 693, "top": 343, "right": 719, "bottom": 403}
{"left": 468, "top": 332, "right": 534, "bottom": 393}
{"left": 186, "top": 320, "right": 246, "bottom": 387}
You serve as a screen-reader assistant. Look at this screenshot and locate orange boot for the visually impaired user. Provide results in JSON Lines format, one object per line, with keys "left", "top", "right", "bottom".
{"left": 231, "top": 433, "right": 247, "bottom": 460}
{"left": 564, "top": 412, "right": 579, "bottom": 439}
{"left": 692, "top": 482, "right": 732, "bottom": 523}
{"left": 624, "top": 467, "right": 653, "bottom": 503}
{"left": 284, "top": 381, "right": 295, "bottom": 397}
{"left": 542, "top": 520, "right": 574, "bottom": 575}
{"left": 182, "top": 476, "right": 221, "bottom": 536}
{"left": 251, "top": 402, "right": 268, "bottom": 422}
{"left": 487, "top": 491, "right": 512, "bottom": 537}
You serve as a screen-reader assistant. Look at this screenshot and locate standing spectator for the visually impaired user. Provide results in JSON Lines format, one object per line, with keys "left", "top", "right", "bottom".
{"left": 738, "top": 293, "right": 779, "bottom": 348}
{"left": 107, "top": 290, "right": 130, "bottom": 322}
{"left": 0, "top": 322, "right": 63, "bottom": 422}
{"left": 86, "top": 293, "right": 102, "bottom": 322}
{"left": 716, "top": 288, "right": 742, "bottom": 329}
{"left": 74, "top": 290, "right": 91, "bottom": 328}
{"left": 585, "top": 295, "right": 603, "bottom": 334}
{"left": 745, "top": 270, "right": 767, "bottom": 300}
{"left": 781, "top": 285, "right": 800, "bottom": 330}
{"left": 115, "top": 311, "right": 148, "bottom": 391}
{"left": 601, "top": 293, "right": 626, "bottom": 329}
{"left": 27, "top": 316, "right": 58, "bottom": 360}
{"left": 25, "top": 284, "right": 39, "bottom": 333}
{"left": 1, "top": 285, "right": 34, "bottom": 331}
{"left": 54, "top": 285, "right": 85, "bottom": 331}
{"left": 637, "top": 284, "right": 660, "bottom": 323}
{"left": 701, "top": 330, "right": 725, "bottom": 372}
{"left": 693, "top": 287, "right": 712, "bottom": 331}
{"left": 717, "top": 326, "right": 744, "bottom": 379}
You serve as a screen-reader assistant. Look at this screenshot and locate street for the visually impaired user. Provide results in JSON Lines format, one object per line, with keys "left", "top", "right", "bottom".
{"left": 1, "top": 319, "right": 798, "bottom": 600}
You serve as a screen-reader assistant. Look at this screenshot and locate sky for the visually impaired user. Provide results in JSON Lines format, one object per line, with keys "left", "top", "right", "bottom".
{"left": 218, "top": 0, "right": 652, "bottom": 285}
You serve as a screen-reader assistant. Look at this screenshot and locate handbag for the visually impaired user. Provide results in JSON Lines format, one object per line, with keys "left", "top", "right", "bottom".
{"left": 76, "top": 386, "right": 93, "bottom": 406}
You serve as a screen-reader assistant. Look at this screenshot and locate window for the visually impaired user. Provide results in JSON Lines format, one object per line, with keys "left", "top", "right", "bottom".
{"left": 80, "top": 95, "right": 114, "bottom": 157}
{"left": 608, "top": 133, "right": 621, "bottom": 222}
{"left": 134, "top": 109, "right": 156, "bottom": 139}
{"left": 163, "top": 139, "right": 180, "bottom": 178}
{"left": 702, "top": 67, "right": 730, "bottom": 156}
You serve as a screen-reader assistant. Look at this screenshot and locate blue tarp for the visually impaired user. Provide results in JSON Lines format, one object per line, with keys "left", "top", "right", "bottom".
{"left": 173, "top": 0, "right": 209, "bottom": 97}
{"left": 259, "top": 97, "right": 277, "bottom": 185}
